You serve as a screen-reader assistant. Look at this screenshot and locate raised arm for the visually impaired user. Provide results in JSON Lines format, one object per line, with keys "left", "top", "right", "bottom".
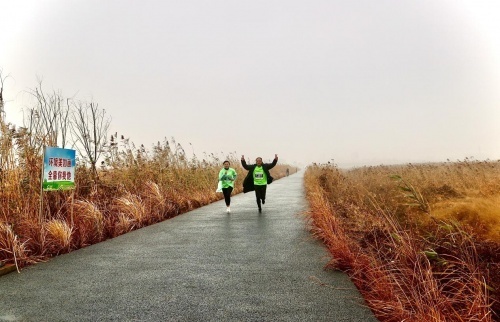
{"left": 266, "top": 154, "right": 278, "bottom": 169}
{"left": 241, "top": 155, "right": 251, "bottom": 170}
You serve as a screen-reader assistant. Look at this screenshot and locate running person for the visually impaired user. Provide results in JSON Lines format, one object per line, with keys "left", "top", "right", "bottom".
{"left": 219, "top": 160, "right": 237, "bottom": 213}
{"left": 241, "top": 154, "right": 278, "bottom": 213}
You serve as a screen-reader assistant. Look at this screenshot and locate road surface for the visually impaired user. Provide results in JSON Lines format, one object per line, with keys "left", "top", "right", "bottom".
{"left": 0, "top": 172, "right": 377, "bottom": 321}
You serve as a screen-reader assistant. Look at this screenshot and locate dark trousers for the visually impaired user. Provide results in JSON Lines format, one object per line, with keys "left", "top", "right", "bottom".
{"left": 254, "top": 184, "right": 267, "bottom": 207}
{"left": 222, "top": 186, "right": 233, "bottom": 206}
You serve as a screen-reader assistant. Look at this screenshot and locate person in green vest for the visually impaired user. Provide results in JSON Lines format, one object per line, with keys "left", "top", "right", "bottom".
{"left": 241, "top": 154, "right": 278, "bottom": 213}
{"left": 219, "top": 160, "right": 237, "bottom": 213}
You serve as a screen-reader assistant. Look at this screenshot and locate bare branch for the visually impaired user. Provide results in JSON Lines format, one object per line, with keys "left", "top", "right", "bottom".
{"left": 70, "top": 99, "right": 110, "bottom": 180}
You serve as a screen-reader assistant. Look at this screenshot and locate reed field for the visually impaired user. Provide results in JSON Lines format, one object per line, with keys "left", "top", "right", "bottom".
{"left": 304, "top": 160, "right": 500, "bottom": 321}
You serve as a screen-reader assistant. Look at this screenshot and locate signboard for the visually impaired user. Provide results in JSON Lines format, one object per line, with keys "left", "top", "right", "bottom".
{"left": 42, "top": 147, "right": 76, "bottom": 191}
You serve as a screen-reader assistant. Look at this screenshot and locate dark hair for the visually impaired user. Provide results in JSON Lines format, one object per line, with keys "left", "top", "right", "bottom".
{"left": 223, "top": 160, "right": 230, "bottom": 165}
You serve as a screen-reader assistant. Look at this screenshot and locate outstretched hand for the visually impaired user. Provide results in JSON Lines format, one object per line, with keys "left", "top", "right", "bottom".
{"left": 241, "top": 155, "right": 245, "bottom": 160}
{"left": 274, "top": 154, "right": 278, "bottom": 159}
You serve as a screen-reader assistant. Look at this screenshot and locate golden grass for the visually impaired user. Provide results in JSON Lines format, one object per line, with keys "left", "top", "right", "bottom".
{"left": 304, "top": 160, "right": 499, "bottom": 322}
{"left": 114, "top": 192, "right": 147, "bottom": 229}
{"left": 73, "top": 199, "right": 105, "bottom": 246}
{"left": 44, "top": 219, "right": 72, "bottom": 255}
{"left": 432, "top": 196, "right": 500, "bottom": 242}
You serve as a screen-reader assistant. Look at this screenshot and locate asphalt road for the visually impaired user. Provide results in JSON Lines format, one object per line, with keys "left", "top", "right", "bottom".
{"left": 0, "top": 171, "right": 377, "bottom": 322}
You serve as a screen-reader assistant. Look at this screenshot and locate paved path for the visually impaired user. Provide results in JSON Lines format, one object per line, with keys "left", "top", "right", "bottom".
{"left": 0, "top": 172, "right": 377, "bottom": 322}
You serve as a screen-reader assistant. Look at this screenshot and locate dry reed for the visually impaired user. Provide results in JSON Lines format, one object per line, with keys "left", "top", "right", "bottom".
{"left": 44, "top": 219, "right": 72, "bottom": 255}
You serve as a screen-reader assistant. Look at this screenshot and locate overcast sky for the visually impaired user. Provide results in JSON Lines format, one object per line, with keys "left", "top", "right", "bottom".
{"left": 1, "top": 0, "right": 500, "bottom": 167}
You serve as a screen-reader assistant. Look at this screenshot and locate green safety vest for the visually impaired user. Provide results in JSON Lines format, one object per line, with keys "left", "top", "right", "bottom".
{"left": 253, "top": 166, "right": 267, "bottom": 186}
{"left": 219, "top": 168, "right": 237, "bottom": 188}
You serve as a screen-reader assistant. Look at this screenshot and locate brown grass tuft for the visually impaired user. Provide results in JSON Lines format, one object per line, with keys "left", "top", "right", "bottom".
{"left": 0, "top": 222, "right": 29, "bottom": 270}
{"left": 73, "top": 199, "right": 105, "bottom": 246}
{"left": 44, "top": 219, "right": 72, "bottom": 255}
{"left": 433, "top": 196, "right": 500, "bottom": 242}
{"left": 109, "top": 213, "right": 134, "bottom": 237}
{"left": 114, "top": 192, "right": 147, "bottom": 230}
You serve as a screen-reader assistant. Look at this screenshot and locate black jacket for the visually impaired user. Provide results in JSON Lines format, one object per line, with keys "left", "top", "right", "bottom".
{"left": 241, "top": 158, "right": 278, "bottom": 193}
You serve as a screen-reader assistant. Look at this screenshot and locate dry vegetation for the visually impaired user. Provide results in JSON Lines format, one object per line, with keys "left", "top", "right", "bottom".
{"left": 0, "top": 74, "right": 288, "bottom": 271}
{"left": 304, "top": 159, "right": 500, "bottom": 321}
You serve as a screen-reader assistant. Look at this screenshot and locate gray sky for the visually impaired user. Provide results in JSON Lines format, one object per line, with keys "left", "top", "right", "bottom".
{"left": 1, "top": 0, "right": 500, "bottom": 167}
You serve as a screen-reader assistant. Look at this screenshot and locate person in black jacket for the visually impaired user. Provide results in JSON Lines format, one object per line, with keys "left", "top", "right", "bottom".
{"left": 241, "top": 154, "right": 278, "bottom": 213}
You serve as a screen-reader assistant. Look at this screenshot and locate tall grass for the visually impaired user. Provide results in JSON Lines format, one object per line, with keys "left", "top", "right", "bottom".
{"left": 304, "top": 160, "right": 499, "bottom": 321}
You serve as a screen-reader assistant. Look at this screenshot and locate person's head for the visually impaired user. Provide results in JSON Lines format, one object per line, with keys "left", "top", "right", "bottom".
{"left": 255, "top": 157, "right": 263, "bottom": 166}
{"left": 223, "top": 160, "right": 230, "bottom": 169}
